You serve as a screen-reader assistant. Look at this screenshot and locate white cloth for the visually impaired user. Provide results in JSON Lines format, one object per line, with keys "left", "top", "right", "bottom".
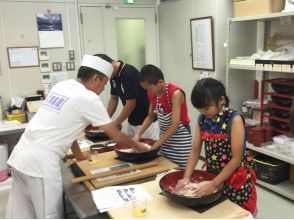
{"left": 6, "top": 168, "right": 46, "bottom": 219}
{"left": 81, "top": 54, "right": 113, "bottom": 78}
{"left": 7, "top": 79, "right": 112, "bottom": 218}
{"left": 126, "top": 121, "right": 160, "bottom": 140}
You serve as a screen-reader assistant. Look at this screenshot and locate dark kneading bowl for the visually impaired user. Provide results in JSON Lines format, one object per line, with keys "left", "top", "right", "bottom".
{"left": 114, "top": 139, "right": 159, "bottom": 163}
{"left": 271, "top": 96, "right": 292, "bottom": 106}
{"left": 270, "top": 108, "right": 291, "bottom": 118}
{"left": 159, "top": 170, "right": 222, "bottom": 207}
{"left": 90, "top": 143, "right": 108, "bottom": 154}
{"left": 271, "top": 82, "right": 294, "bottom": 94}
{"left": 85, "top": 130, "right": 109, "bottom": 141}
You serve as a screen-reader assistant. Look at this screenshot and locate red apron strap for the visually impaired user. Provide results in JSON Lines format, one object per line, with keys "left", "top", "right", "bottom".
{"left": 201, "top": 161, "right": 207, "bottom": 170}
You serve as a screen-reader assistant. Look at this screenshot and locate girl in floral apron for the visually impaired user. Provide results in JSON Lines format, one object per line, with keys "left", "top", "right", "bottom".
{"left": 176, "top": 78, "right": 257, "bottom": 215}
{"left": 133, "top": 65, "right": 192, "bottom": 168}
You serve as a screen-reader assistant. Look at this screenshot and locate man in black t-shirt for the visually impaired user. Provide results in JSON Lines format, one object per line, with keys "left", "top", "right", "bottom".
{"left": 96, "top": 54, "right": 159, "bottom": 140}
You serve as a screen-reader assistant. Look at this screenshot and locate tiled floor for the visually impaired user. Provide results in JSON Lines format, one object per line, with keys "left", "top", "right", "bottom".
{"left": 1, "top": 176, "right": 294, "bottom": 219}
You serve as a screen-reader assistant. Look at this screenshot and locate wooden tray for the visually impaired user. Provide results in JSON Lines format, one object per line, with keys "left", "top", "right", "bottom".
{"left": 76, "top": 151, "right": 178, "bottom": 189}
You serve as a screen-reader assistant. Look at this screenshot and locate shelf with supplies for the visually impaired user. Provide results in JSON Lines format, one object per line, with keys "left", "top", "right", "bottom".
{"left": 247, "top": 143, "right": 294, "bottom": 201}
{"left": 247, "top": 142, "right": 294, "bottom": 165}
{"left": 260, "top": 78, "right": 294, "bottom": 135}
{"left": 226, "top": 9, "right": 294, "bottom": 199}
{"left": 230, "top": 11, "right": 294, "bottom": 23}
{"left": 229, "top": 64, "right": 294, "bottom": 73}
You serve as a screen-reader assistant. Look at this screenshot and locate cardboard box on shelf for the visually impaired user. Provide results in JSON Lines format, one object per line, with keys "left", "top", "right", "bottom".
{"left": 233, "top": 0, "right": 285, "bottom": 17}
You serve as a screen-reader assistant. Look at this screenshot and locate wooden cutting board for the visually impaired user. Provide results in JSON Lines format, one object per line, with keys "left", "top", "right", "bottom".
{"left": 107, "top": 180, "right": 250, "bottom": 219}
{"left": 76, "top": 151, "right": 178, "bottom": 189}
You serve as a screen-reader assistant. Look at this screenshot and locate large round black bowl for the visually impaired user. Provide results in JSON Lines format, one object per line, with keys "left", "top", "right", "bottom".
{"left": 114, "top": 139, "right": 159, "bottom": 163}
{"left": 159, "top": 170, "right": 222, "bottom": 207}
{"left": 269, "top": 119, "right": 290, "bottom": 131}
{"left": 85, "top": 130, "right": 109, "bottom": 142}
{"left": 271, "top": 83, "right": 294, "bottom": 94}
{"left": 269, "top": 108, "right": 291, "bottom": 118}
{"left": 271, "top": 95, "right": 292, "bottom": 106}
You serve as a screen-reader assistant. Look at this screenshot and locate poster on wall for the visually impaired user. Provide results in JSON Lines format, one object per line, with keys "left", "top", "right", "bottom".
{"left": 190, "top": 16, "right": 215, "bottom": 71}
{"left": 7, "top": 47, "right": 39, "bottom": 68}
{"left": 36, "top": 13, "right": 64, "bottom": 48}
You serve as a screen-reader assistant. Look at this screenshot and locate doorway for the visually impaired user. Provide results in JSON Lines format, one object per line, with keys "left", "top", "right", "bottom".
{"left": 80, "top": 5, "right": 158, "bottom": 105}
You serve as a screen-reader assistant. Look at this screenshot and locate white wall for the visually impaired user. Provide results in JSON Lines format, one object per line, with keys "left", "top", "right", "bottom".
{"left": 158, "top": 0, "right": 233, "bottom": 134}
{"left": 0, "top": 0, "right": 157, "bottom": 109}
{"left": 0, "top": 0, "right": 234, "bottom": 130}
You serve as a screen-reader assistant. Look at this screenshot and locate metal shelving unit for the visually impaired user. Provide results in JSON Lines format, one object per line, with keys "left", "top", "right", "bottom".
{"left": 229, "top": 64, "right": 294, "bottom": 73}
{"left": 247, "top": 143, "right": 294, "bottom": 164}
{"left": 230, "top": 11, "right": 294, "bottom": 22}
{"left": 226, "top": 11, "right": 294, "bottom": 199}
{"left": 247, "top": 143, "right": 294, "bottom": 201}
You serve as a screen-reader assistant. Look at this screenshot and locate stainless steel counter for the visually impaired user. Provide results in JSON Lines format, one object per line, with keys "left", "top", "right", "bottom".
{"left": 61, "top": 161, "right": 106, "bottom": 218}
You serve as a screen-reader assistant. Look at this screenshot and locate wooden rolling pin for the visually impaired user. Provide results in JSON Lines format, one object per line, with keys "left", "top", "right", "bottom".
{"left": 71, "top": 161, "right": 158, "bottom": 184}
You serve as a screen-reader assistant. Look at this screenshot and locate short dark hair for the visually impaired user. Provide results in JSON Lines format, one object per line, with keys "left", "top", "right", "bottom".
{"left": 191, "top": 78, "right": 230, "bottom": 108}
{"left": 95, "top": 54, "right": 113, "bottom": 63}
{"left": 139, "top": 64, "right": 164, "bottom": 85}
{"left": 77, "top": 54, "right": 106, "bottom": 81}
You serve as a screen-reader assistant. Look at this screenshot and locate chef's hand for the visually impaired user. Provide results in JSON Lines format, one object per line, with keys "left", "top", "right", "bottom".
{"left": 192, "top": 181, "right": 217, "bottom": 197}
{"left": 175, "top": 178, "right": 190, "bottom": 192}
{"left": 76, "top": 151, "right": 91, "bottom": 161}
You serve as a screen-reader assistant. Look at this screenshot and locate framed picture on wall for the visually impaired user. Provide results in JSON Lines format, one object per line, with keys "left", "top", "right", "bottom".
{"left": 190, "top": 16, "right": 215, "bottom": 71}
{"left": 7, "top": 46, "right": 40, "bottom": 68}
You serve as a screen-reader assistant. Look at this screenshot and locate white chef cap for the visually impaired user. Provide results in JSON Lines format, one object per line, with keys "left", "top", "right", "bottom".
{"left": 81, "top": 54, "right": 113, "bottom": 78}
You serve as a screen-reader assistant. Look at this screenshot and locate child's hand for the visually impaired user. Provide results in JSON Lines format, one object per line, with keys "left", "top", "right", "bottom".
{"left": 134, "top": 142, "right": 151, "bottom": 152}
{"left": 192, "top": 181, "right": 217, "bottom": 197}
{"left": 175, "top": 178, "right": 190, "bottom": 192}
{"left": 132, "top": 134, "right": 140, "bottom": 142}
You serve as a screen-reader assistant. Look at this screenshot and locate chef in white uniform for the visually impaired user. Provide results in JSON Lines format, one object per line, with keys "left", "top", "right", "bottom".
{"left": 5, "top": 55, "right": 148, "bottom": 219}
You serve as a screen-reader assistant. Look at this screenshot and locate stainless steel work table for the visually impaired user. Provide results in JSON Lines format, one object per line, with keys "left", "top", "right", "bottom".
{"left": 61, "top": 161, "right": 105, "bottom": 218}
{"left": 61, "top": 161, "right": 157, "bottom": 219}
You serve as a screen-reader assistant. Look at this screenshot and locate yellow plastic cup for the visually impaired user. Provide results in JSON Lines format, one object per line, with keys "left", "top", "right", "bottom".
{"left": 132, "top": 197, "right": 147, "bottom": 217}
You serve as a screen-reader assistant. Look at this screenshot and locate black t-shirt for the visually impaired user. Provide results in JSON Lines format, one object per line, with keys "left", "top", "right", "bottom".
{"left": 110, "top": 62, "right": 149, "bottom": 126}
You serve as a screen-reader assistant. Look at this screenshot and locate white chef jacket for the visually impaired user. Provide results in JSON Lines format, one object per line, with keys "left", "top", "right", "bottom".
{"left": 7, "top": 79, "right": 111, "bottom": 218}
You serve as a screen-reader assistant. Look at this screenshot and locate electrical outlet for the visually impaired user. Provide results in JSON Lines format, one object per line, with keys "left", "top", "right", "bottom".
{"left": 52, "top": 62, "right": 62, "bottom": 71}
{"left": 69, "top": 50, "right": 75, "bottom": 60}
{"left": 66, "top": 62, "right": 75, "bottom": 71}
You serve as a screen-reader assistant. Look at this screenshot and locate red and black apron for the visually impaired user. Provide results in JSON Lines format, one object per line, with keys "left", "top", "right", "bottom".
{"left": 199, "top": 108, "right": 257, "bottom": 215}
{"left": 154, "top": 83, "right": 192, "bottom": 169}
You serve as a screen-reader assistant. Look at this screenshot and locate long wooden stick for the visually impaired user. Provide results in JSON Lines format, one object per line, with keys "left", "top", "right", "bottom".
{"left": 71, "top": 161, "right": 158, "bottom": 184}
{"left": 83, "top": 180, "right": 95, "bottom": 191}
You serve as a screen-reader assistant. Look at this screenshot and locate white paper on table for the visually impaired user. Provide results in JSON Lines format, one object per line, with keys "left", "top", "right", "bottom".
{"left": 91, "top": 185, "right": 152, "bottom": 212}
